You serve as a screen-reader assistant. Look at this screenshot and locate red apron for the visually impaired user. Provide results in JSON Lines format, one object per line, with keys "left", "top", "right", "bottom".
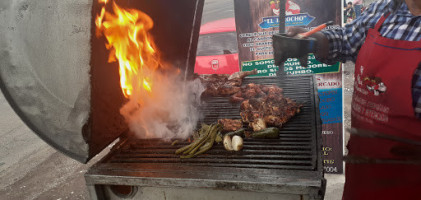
{"left": 344, "top": 14, "right": 421, "bottom": 200}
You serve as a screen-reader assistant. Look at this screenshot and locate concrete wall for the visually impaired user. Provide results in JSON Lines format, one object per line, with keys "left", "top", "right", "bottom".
{"left": 0, "top": 0, "right": 93, "bottom": 162}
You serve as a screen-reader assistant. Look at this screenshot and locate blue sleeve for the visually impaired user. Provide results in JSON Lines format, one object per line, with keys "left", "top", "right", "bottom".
{"left": 319, "top": 0, "right": 391, "bottom": 64}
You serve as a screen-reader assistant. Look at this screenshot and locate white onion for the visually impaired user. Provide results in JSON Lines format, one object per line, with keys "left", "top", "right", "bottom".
{"left": 223, "top": 135, "right": 233, "bottom": 151}
{"left": 232, "top": 136, "right": 243, "bottom": 151}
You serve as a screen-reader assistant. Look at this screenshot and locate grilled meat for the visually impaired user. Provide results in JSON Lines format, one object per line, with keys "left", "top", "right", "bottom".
{"left": 195, "top": 69, "right": 258, "bottom": 97}
{"left": 231, "top": 84, "right": 283, "bottom": 102}
{"left": 197, "top": 70, "right": 301, "bottom": 130}
{"left": 218, "top": 119, "right": 243, "bottom": 132}
{"left": 239, "top": 84, "right": 302, "bottom": 129}
{"left": 250, "top": 118, "right": 267, "bottom": 131}
{"left": 230, "top": 91, "right": 245, "bottom": 102}
{"left": 228, "top": 69, "right": 258, "bottom": 82}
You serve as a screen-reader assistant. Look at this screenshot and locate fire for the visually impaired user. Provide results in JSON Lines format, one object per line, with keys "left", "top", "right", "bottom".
{"left": 95, "top": 0, "right": 160, "bottom": 98}
{"left": 95, "top": 0, "right": 205, "bottom": 140}
{"left": 143, "top": 79, "right": 152, "bottom": 92}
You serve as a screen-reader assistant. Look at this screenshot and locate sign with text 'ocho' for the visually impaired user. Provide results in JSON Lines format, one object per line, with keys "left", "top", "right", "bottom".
{"left": 234, "top": 0, "right": 344, "bottom": 173}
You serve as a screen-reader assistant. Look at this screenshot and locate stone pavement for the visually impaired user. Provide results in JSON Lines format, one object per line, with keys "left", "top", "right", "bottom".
{"left": 325, "top": 174, "right": 345, "bottom": 200}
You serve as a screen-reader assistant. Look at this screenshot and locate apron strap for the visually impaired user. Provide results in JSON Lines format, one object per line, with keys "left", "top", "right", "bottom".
{"left": 374, "top": 13, "right": 390, "bottom": 31}
{"left": 348, "top": 128, "right": 421, "bottom": 163}
{"left": 344, "top": 155, "right": 421, "bottom": 164}
{"left": 349, "top": 128, "right": 421, "bottom": 146}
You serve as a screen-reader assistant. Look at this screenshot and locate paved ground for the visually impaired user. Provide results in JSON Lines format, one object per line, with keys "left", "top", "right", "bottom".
{"left": 323, "top": 61, "right": 355, "bottom": 200}
{"left": 0, "top": 89, "right": 116, "bottom": 200}
{"left": 0, "top": 91, "right": 92, "bottom": 200}
{"left": 0, "top": 0, "right": 351, "bottom": 199}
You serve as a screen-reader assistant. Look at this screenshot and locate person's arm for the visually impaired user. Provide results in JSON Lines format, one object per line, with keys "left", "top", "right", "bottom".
{"left": 286, "top": 0, "right": 391, "bottom": 64}
{"left": 318, "top": 0, "right": 391, "bottom": 64}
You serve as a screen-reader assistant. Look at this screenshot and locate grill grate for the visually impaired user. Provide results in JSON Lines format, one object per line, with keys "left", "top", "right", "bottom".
{"left": 105, "top": 75, "right": 319, "bottom": 171}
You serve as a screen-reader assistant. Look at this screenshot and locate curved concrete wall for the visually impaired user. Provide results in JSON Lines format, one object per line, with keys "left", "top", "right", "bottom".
{"left": 0, "top": 0, "right": 92, "bottom": 162}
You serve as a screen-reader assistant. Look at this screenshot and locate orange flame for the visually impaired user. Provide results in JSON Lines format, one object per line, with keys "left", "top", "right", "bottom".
{"left": 95, "top": 0, "right": 160, "bottom": 98}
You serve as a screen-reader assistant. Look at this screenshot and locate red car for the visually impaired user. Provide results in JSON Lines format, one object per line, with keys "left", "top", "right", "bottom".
{"left": 194, "top": 18, "right": 240, "bottom": 75}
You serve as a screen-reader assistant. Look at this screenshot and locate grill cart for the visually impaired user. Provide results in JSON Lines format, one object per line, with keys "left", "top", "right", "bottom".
{"left": 0, "top": 0, "right": 326, "bottom": 199}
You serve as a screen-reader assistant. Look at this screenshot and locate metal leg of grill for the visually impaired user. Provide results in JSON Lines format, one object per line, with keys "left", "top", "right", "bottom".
{"left": 86, "top": 184, "right": 107, "bottom": 200}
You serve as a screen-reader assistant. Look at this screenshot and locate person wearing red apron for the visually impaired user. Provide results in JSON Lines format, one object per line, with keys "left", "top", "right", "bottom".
{"left": 344, "top": 13, "right": 421, "bottom": 199}
{"left": 283, "top": 0, "right": 421, "bottom": 198}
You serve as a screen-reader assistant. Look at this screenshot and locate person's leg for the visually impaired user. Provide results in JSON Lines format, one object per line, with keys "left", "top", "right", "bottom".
{"left": 354, "top": 4, "right": 362, "bottom": 18}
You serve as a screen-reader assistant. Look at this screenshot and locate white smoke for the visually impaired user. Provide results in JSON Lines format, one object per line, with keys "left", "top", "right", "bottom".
{"left": 120, "top": 72, "right": 204, "bottom": 140}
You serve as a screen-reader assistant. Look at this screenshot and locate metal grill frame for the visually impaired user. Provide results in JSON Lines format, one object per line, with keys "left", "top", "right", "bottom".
{"left": 85, "top": 75, "right": 325, "bottom": 199}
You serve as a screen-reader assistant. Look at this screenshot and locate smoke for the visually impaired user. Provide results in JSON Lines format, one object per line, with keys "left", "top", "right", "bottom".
{"left": 120, "top": 72, "right": 204, "bottom": 140}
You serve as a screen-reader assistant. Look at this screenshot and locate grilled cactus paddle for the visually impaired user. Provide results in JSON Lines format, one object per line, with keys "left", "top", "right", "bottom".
{"left": 251, "top": 127, "right": 280, "bottom": 139}
{"left": 225, "top": 128, "right": 245, "bottom": 137}
{"left": 215, "top": 132, "right": 223, "bottom": 143}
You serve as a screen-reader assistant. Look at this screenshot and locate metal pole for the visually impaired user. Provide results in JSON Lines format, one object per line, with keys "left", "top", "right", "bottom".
{"left": 278, "top": 0, "right": 286, "bottom": 33}
{"left": 277, "top": 0, "right": 286, "bottom": 77}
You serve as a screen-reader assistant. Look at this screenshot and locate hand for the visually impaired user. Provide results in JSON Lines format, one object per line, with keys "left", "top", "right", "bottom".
{"left": 286, "top": 27, "right": 330, "bottom": 59}
{"left": 286, "top": 27, "right": 307, "bottom": 37}
{"left": 272, "top": 27, "right": 318, "bottom": 67}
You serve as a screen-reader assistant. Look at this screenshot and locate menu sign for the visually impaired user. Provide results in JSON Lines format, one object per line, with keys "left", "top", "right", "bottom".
{"left": 234, "top": 0, "right": 344, "bottom": 173}
{"left": 317, "top": 73, "right": 343, "bottom": 173}
{"left": 242, "top": 55, "right": 341, "bottom": 76}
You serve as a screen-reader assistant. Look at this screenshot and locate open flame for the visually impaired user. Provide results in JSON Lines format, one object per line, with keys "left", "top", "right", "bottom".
{"left": 95, "top": 0, "right": 160, "bottom": 99}
{"left": 95, "top": 0, "right": 204, "bottom": 139}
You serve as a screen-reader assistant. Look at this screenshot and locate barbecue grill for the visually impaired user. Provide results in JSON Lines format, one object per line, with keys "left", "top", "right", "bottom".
{"left": 0, "top": 0, "right": 325, "bottom": 199}
{"left": 86, "top": 75, "right": 325, "bottom": 200}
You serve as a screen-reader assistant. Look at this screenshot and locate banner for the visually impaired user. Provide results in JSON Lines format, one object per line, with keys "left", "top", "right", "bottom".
{"left": 317, "top": 73, "right": 343, "bottom": 173}
{"left": 234, "top": 0, "right": 344, "bottom": 173}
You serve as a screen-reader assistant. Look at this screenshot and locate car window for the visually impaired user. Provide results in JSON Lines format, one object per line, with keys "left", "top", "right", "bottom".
{"left": 196, "top": 32, "right": 238, "bottom": 56}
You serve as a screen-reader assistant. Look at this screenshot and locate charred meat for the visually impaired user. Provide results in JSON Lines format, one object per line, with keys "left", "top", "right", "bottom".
{"left": 218, "top": 119, "right": 243, "bottom": 132}
{"left": 250, "top": 118, "right": 267, "bottom": 131}
{"left": 230, "top": 84, "right": 283, "bottom": 103}
{"left": 195, "top": 69, "right": 258, "bottom": 97}
{"left": 239, "top": 84, "right": 302, "bottom": 129}
{"left": 198, "top": 71, "right": 302, "bottom": 130}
